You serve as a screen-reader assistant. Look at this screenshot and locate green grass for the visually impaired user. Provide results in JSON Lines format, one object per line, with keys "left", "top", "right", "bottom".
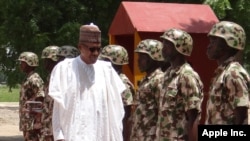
{"left": 0, "top": 85, "right": 20, "bottom": 102}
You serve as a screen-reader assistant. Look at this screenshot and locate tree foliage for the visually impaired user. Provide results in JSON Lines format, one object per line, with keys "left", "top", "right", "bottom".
{"left": 204, "top": 0, "right": 232, "bottom": 19}
{"left": 0, "top": 0, "right": 249, "bottom": 89}
{"left": 0, "top": 0, "right": 122, "bottom": 88}
{"left": 204, "top": 0, "right": 250, "bottom": 71}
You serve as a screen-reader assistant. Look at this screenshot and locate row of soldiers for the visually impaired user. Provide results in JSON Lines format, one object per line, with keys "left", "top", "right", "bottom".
{"left": 18, "top": 45, "right": 79, "bottom": 141}
{"left": 17, "top": 20, "right": 249, "bottom": 141}
{"left": 99, "top": 20, "right": 250, "bottom": 141}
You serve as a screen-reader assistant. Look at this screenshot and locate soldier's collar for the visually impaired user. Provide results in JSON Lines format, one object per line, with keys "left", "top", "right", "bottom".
{"left": 214, "top": 57, "right": 235, "bottom": 75}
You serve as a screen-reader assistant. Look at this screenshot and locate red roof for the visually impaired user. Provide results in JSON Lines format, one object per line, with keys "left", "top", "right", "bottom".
{"left": 109, "top": 2, "right": 219, "bottom": 35}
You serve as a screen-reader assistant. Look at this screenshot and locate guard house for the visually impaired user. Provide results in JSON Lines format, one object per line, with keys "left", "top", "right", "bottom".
{"left": 108, "top": 1, "right": 219, "bottom": 123}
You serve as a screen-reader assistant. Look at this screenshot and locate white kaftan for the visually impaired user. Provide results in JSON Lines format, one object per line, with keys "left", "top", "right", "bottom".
{"left": 49, "top": 56, "right": 125, "bottom": 141}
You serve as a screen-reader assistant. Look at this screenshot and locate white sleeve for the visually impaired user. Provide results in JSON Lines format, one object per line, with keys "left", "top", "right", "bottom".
{"left": 105, "top": 64, "right": 126, "bottom": 141}
{"left": 52, "top": 101, "right": 65, "bottom": 140}
{"left": 110, "top": 66, "right": 126, "bottom": 96}
{"left": 49, "top": 61, "right": 66, "bottom": 140}
{"left": 49, "top": 61, "right": 67, "bottom": 108}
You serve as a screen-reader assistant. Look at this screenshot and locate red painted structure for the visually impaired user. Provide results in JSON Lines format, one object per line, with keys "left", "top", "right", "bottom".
{"left": 109, "top": 1, "right": 219, "bottom": 124}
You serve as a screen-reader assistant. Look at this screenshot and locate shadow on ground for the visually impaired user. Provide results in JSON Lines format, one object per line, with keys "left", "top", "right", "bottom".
{"left": 0, "top": 107, "right": 18, "bottom": 110}
{"left": 0, "top": 135, "right": 24, "bottom": 141}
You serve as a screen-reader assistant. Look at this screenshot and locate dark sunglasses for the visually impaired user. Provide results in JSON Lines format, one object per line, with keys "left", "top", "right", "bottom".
{"left": 83, "top": 44, "right": 101, "bottom": 53}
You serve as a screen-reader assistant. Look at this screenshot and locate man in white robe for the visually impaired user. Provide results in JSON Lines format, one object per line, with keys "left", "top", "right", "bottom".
{"left": 49, "top": 23, "right": 125, "bottom": 141}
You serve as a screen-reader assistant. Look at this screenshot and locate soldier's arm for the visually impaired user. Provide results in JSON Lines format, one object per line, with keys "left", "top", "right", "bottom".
{"left": 186, "top": 109, "right": 199, "bottom": 141}
{"left": 225, "top": 71, "right": 249, "bottom": 124}
{"left": 181, "top": 74, "right": 203, "bottom": 141}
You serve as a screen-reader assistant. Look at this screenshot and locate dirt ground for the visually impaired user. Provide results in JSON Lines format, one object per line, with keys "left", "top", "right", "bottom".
{"left": 0, "top": 102, "right": 24, "bottom": 141}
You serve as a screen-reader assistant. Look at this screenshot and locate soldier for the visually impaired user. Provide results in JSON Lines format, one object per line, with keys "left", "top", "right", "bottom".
{"left": 157, "top": 28, "right": 203, "bottom": 141}
{"left": 206, "top": 21, "right": 250, "bottom": 125}
{"left": 57, "top": 45, "right": 80, "bottom": 62}
{"left": 130, "top": 39, "right": 164, "bottom": 141}
{"left": 40, "top": 45, "right": 60, "bottom": 141}
{"left": 99, "top": 44, "right": 135, "bottom": 141}
{"left": 41, "top": 46, "right": 60, "bottom": 73}
{"left": 18, "top": 51, "right": 45, "bottom": 141}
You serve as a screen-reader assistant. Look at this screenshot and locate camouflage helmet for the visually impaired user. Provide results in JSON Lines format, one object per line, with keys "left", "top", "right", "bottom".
{"left": 99, "top": 45, "right": 129, "bottom": 65}
{"left": 57, "top": 45, "right": 80, "bottom": 58}
{"left": 41, "top": 45, "right": 59, "bottom": 61}
{"left": 208, "top": 21, "right": 246, "bottom": 50}
{"left": 135, "top": 39, "right": 164, "bottom": 61}
{"left": 18, "top": 52, "right": 39, "bottom": 67}
{"left": 160, "top": 28, "right": 193, "bottom": 56}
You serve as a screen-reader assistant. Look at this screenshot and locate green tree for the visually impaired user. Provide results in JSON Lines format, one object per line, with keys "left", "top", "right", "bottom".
{"left": 1, "top": 0, "right": 249, "bottom": 89}
{"left": 0, "top": 0, "right": 122, "bottom": 89}
{"left": 204, "top": 0, "right": 250, "bottom": 71}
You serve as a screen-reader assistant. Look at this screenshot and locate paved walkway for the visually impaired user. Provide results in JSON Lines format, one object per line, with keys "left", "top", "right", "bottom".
{"left": 0, "top": 102, "right": 24, "bottom": 141}
{"left": 0, "top": 102, "right": 19, "bottom": 107}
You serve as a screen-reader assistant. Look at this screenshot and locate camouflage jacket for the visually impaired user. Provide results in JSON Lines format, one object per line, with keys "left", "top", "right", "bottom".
{"left": 120, "top": 73, "right": 135, "bottom": 106}
{"left": 157, "top": 63, "right": 203, "bottom": 140}
{"left": 130, "top": 68, "right": 164, "bottom": 141}
{"left": 19, "top": 71, "right": 44, "bottom": 131}
{"left": 41, "top": 75, "right": 54, "bottom": 137}
{"left": 206, "top": 57, "right": 250, "bottom": 124}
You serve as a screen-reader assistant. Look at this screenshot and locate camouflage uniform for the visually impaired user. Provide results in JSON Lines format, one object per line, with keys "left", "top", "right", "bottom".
{"left": 206, "top": 57, "right": 250, "bottom": 124}
{"left": 157, "top": 29, "right": 203, "bottom": 141}
{"left": 41, "top": 45, "right": 60, "bottom": 61}
{"left": 99, "top": 44, "right": 135, "bottom": 105}
{"left": 130, "top": 39, "right": 165, "bottom": 141}
{"left": 130, "top": 68, "right": 164, "bottom": 141}
{"left": 158, "top": 63, "right": 203, "bottom": 140}
{"left": 99, "top": 45, "right": 129, "bottom": 65}
{"left": 120, "top": 73, "right": 135, "bottom": 106}
{"left": 206, "top": 21, "right": 250, "bottom": 124}
{"left": 18, "top": 52, "right": 45, "bottom": 141}
{"left": 57, "top": 45, "right": 79, "bottom": 58}
{"left": 40, "top": 46, "right": 59, "bottom": 141}
{"left": 40, "top": 75, "right": 54, "bottom": 141}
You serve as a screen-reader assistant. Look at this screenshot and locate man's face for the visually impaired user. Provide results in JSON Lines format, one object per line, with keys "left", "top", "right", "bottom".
{"left": 78, "top": 43, "right": 101, "bottom": 64}
{"left": 137, "top": 53, "right": 151, "bottom": 72}
{"left": 207, "top": 36, "right": 224, "bottom": 60}
{"left": 162, "top": 39, "right": 178, "bottom": 62}
{"left": 19, "top": 61, "right": 33, "bottom": 74}
{"left": 19, "top": 61, "right": 27, "bottom": 72}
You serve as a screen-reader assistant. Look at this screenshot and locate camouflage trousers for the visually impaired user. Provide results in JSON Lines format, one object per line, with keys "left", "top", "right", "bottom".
{"left": 40, "top": 135, "right": 54, "bottom": 141}
{"left": 23, "top": 129, "right": 41, "bottom": 141}
{"left": 130, "top": 135, "right": 157, "bottom": 141}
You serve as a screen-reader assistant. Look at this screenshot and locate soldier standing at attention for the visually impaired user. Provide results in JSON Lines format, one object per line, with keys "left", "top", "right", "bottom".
{"left": 40, "top": 45, "right": 60, "bottom": 141}
{"left": 18, "top": 51, "right": 45, "bottom": 141}
{"left": 206, "top": 21, "right": 250, "bottom": 125}
{"left": 157, "top": 28, "right": 203, "bottom": 141}
{"left": 130, "top": 39, "right": 165, "bottom": 141}
{"left": 99, "top": 45, "right": 135, "bottom": 141}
